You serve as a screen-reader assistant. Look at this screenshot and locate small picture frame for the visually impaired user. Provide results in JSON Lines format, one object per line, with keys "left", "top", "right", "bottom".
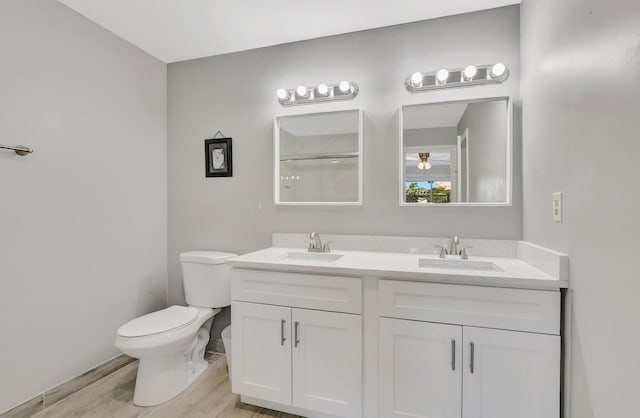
{"left": 204, "top": 137, "right": 232, "bottom": 177}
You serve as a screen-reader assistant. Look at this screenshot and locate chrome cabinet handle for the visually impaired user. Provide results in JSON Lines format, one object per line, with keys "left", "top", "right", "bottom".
{"left": 470, "top": 341, "right": 475, "bottom": 374}
{"left": 281, "top": 319, "right": 286, "bottom": 346}
{"left": 294, "top": 321, "right": 300, "bottom": 347}
{"left": 451, "top": 339, "right": 456, "bottom": 371}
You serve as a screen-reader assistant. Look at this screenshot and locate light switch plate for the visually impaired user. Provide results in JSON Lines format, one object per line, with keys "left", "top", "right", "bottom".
{"left": 553, "top": 192, "right": 563, "bottom": 222}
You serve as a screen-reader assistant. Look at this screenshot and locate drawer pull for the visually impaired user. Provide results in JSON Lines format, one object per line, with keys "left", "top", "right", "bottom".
{"left": 294, "top": 321, "right": 300, "bottom": 347}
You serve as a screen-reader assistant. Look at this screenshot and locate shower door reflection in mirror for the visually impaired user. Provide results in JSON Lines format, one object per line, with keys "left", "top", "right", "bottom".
{"left": 400, "top": 97, "right": 511, "bottom": 205}
{"left": 275, "top": 109, "right": 362, "bottom": 205}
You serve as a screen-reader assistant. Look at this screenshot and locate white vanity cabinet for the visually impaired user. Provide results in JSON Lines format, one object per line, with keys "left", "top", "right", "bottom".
{"left": 378, "top": 280, "right": 561, "bottom": 418}
{"left": 379, "top": 319, "right": 463, "bottom": 418}
{"left": 461, "top": 327, "right": 559, "bottom": 418}
{"left": 231, "top": 302, "right": 292, "bottom": 405}
{"left": 292, "top": 308, "right": 361, "bottom": 417}
{"left": 231, "top": 269, "right": 363, "bottom": 418}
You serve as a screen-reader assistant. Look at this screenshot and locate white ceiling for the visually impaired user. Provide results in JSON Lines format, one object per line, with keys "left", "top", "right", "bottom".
{"left": 57, "top": 0, "right": 519, "bottom": 63}
{"left": 403, "top": 103, "right": 469, "bottom": 130}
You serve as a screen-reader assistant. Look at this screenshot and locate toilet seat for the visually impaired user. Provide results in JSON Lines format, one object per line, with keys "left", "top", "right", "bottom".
{"left": 179, "top": 250, "right": 237, "bottom": 264}
{"left": 117, "top": 306, "right": 199, "bottom": 338}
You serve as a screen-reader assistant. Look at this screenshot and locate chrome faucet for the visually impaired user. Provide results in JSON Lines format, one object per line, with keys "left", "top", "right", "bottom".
{"left": 435, "top": 236, "right": 472, "bottom": 259}
{"left": 449, "top": 235, "right": 460, "bottom": 256}
{"left": 308, "top": 232, "right": 331, "bottom": 253}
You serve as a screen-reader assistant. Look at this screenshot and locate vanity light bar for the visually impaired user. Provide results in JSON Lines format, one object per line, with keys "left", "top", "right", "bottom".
{"left": 405, "top": 63, "right": 509, "bottom": 93}
{"left": 276, "top": 81, "right": 359, "bottom": 106}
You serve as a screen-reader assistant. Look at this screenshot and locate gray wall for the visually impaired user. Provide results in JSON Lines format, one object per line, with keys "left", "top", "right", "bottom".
{"left": 520, "top": 0, "right": 640, "bottom": 416}
{"left": 168, "top": 5, "right": 521, "bottom": 340}
{"left": 457, "top": 100, "right": 507, "bottom": 202}
{"left": 0, "top": 0, "right": 167, "bottom": 412}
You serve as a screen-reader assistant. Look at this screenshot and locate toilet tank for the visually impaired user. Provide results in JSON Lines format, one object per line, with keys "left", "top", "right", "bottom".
{"left": 179, "top": 251, "right": 238, "bottom": 308}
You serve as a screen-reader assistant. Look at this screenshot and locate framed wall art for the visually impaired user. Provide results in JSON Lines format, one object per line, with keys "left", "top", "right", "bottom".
{"left": 205, "top": 133, "right": 232, "bottom": 178}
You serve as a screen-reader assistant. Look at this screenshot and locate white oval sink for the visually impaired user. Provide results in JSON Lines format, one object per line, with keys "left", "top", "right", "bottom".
{"left": 280, "top": 251, "right": 344, "bottom": 262}
{"left": 418, "top": 258, "right": 503, "bottom": 272}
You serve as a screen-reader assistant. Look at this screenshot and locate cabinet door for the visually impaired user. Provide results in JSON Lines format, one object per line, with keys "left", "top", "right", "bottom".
{"left": 379, "top": 318, "right": 463, "bottom": 418}
{"left": 462, "top": 327, "right": 560, "bottom": 418}
{"left": 231, "top": 301, "right": 292, "bottom": 405}
{"left": 292, "top": 308, "right": 362, "bottom": 417}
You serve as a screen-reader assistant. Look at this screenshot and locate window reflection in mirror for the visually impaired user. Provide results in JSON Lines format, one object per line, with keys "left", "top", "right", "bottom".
{"left": 401, "top": 98, "right": 510, "bottom": 205}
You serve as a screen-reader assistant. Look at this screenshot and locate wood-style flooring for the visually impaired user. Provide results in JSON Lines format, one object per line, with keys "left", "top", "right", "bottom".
{"left": 30, "top": 354, "right": 301, "bottom": 418}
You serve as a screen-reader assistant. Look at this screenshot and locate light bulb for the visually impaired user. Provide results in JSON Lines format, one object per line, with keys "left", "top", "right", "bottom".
{"left": 423, "top": 162, "right": 432, "bottom": 170}
{"left": 296, "top": 85, "right": 308, "bottom": 97}
{"left": 491, "top": 62, "right": 506, "bottom": 78}
{"left": 436, "top": 69, "right": 449, "bottom": 83}
{"left": 276, "top": 88, "right": 288, "bottom": 100}
{"left": 339, "top": 80, "right": 350, "bottom": 93}
{"left": 417, "top": 162, "right": 424, "bottom": 170}
{"left": 317, "top": 83, "right": 329, "bottom": 96}
{"left": 464, "top": 65, "right": 477, "bottom": 79}
{"left": 411, "top": 72, "right": 423, "bottom": 86}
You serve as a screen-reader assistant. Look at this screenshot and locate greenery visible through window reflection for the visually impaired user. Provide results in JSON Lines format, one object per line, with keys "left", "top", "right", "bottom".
{"left": 405, "top": 182, "right": 451, "bottom": 203}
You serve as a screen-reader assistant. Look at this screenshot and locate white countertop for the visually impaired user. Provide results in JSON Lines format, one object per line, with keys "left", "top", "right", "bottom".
{"left": 227, "top": 246, "right": 569, "bottom": 291}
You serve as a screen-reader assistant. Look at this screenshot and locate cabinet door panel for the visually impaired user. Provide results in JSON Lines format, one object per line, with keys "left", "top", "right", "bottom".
{"left": 231, "top": 301, "right": 292, "bottom": 405}
{"left": 379, "top": 318, "right": 462, "bottom": 418}
{"left": 462, "top": 327, "right": 560, "bottom": 418}
{"left": 292, "top": 308, "right": 362, "bottom": 417}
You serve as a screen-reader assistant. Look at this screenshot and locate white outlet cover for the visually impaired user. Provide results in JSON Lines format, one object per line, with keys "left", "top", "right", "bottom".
{"left": 553, "top": 192, "right": 563, "bottom": 222}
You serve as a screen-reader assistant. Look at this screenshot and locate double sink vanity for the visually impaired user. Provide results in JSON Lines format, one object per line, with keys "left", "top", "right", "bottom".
{"left": 228, "top": 233, "right": 568, "bottom": 418}
{"left": 230, "top": 93, "right": 565, "bottom": 417}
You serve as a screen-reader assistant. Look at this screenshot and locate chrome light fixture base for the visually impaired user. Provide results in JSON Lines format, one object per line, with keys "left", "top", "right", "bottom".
{"left": 277, "top": 82, "right": 359, "bottom": 106}
{"left": 405, "top": 63, "right": 509, "bottom": 93}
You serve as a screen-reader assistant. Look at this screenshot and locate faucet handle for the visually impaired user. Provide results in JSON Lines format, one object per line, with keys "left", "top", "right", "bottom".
{"left": 322, "top": 241, "right": 333, "bottom": 253}
{"left": 460, "top": 246, "right": 473, "bottom": 259}
{"left": 434, "top": 244, "right": 448, "bottom": 258}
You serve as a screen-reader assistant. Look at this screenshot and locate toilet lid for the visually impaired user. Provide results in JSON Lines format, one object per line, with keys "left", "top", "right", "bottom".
{"left": 179, "top": 251, "right": 238, "bottom": 265}
{"left": 117, "top": 306, "right": 198, "bottom": 338}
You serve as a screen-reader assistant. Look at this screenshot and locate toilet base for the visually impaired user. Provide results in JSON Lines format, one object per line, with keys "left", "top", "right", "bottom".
{"left": 133, "top": 353, "right": 209, "bottom": 406}
{"left": 131, "top": 316, "right": 215, "bottom": 407}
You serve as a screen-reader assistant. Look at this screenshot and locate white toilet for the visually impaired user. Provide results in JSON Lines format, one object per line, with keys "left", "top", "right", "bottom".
{"left": 115, "top": 250, "right": 237, "bottom": 406}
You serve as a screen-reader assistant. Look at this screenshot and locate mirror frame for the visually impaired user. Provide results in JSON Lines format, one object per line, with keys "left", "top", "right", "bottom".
{"left": 398, "top": 96, "right": 513, "bottom": 207}
{"left": 274, "top": 108, "right": 363, "bottom": 206}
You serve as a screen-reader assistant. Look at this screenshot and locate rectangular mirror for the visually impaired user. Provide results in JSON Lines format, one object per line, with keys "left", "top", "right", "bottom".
{"left": 274, "top": 109, "right": 362, "bottom": 205}
{"left": 400, "top": 97, "right": 511, "bottom": 205}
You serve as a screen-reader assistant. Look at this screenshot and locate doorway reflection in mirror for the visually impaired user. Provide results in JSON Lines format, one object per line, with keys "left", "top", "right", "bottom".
{"left": 401, "top": 98, "right": 509, "bottom": 204}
